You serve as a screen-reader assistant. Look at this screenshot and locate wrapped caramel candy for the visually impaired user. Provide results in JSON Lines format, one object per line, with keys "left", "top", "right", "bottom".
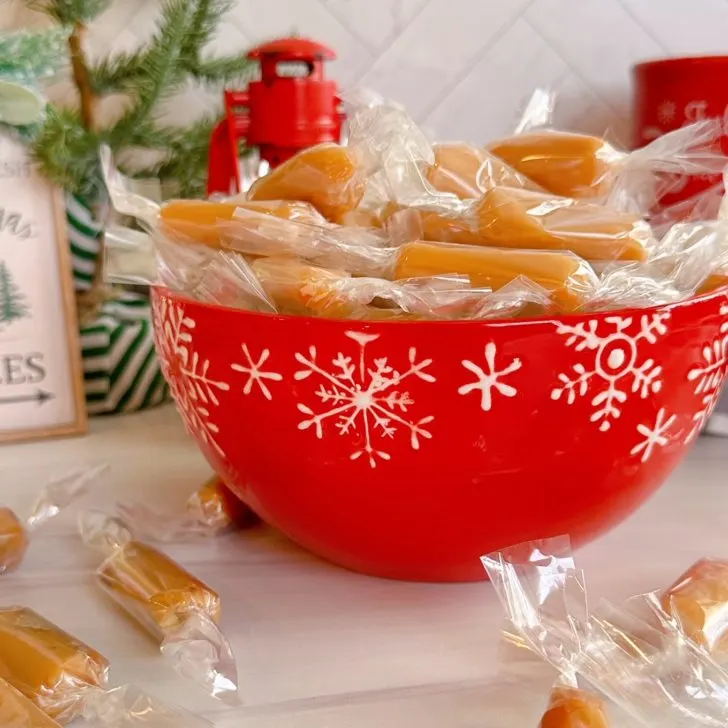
{"left": 0, "top": 607, "right": 208, "bottom": 727}
{"left": 247, "top": 143, "right": 366, "bottom": 220}
{"left": 426, "top": 142, "right": 541, "bottom": 198}
{"left": 0, "top": 606, "right": 109, "bottom": 722}
{"left": 117, "top": 475, "right": 259, "bottom": 544}
{"left": 159, "top": 199, "right": 325, "bottom": 247}
{"left": 382, "top": 188, "right": 651, "bottom": 262}
{"left": 219, "top": 210, "right": 597, "bottom": 314}
{"left": 0, "top": 676, "right": 62, "bottom": 728}
{"left": 79, "top": 510, "right": 238, "bottom": 701}
{"left": 483, "top": 537, "right": 728, "bottom": 727}
{"left": 187, "top": 475, "right": 259, "bottom": 531}
{"left": 0, "top": 465, "right": 106, "bottom": 575}
{"left": 660, "top": 558, "right": 728, "bottom": 655}
{"left": 488, "top": 119, "right": 725, "bottom": 210}
{"left": 539, "top": 685, "right": 610, "bottom": 728}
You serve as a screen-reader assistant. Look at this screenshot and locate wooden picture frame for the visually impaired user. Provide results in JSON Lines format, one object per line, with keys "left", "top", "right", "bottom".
{"left": 0, "top": 134, "right": 87, "bottom": 443}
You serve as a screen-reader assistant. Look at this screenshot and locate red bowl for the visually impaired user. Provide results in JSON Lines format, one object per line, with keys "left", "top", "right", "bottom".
{"left": 152, "top": 288, "right": 728, "bottom": 582}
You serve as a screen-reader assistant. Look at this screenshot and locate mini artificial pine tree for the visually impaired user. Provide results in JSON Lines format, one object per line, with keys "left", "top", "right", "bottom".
{"left": 0, "top": 261, "right": 30, "bottom": 323}
{"left": 27, "top": 0, "right": 252, "bottom": 200}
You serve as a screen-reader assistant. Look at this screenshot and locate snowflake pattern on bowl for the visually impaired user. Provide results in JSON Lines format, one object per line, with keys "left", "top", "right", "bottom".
{"left": 685, "top": 301, "right": 728, "bottom": 442}
{"left": 155, "top": 296, "right": 230, "bottom": 456}
{"left": 550, "top": 313, "right": 670, "bottom": 432}
{"left": 458, "top": 342, "right": 522, "bottom": 412}
{"left": 154, "top": 293, "right": 728, "bottom": 470}
{"left": 293, "top": 331, "right": 436, "bottom": 468}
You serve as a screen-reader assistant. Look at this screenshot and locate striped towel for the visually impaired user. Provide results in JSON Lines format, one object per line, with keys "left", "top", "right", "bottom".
{"left": 80, "top": 291, "right": 170, "bottom": 415}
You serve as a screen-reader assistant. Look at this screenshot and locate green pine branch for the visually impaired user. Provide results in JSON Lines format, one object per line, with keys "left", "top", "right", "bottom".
{"left": 26, "top": 0, "right": 252, "bottom": 200}
{"left": 31, "top": 106, "right": 101, "bottom": 195}
{"left": 89, "top": 50, "right": 145, "bottom": 94}
{"left": 26, "top": 0, "right": 112, "bottom": 24}
{"left": 105, "top": 0, "right": 196, "bottom": 149}
{"left": 188, "top": 54, "right": 254, "bottom": 85}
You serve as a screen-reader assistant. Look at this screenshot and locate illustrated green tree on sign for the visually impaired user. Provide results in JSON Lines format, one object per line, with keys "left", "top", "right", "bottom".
{"left": 0, "top": 262, "right": 30, "bottom": 323}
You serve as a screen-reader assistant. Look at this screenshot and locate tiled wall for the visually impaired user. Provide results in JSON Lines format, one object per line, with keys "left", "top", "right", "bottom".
{"left": 5, "top": 0, "right": 728, "bottom": 147}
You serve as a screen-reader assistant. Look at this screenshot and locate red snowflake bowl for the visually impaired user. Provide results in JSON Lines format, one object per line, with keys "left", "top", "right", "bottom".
{"left": 152, "top": 287, "right": 728, "bottom": 582}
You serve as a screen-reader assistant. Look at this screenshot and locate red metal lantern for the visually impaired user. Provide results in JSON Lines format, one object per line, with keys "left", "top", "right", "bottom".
{"left": 207, "top": 37, "right": 345, "bottom": 197}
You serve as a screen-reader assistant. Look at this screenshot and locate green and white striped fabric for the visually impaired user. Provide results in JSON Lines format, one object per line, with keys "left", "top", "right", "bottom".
{"left": 81, "top": 291, "right": 170, "bottom": 415}
{"left": 66, "top": 191, "right": 104, "bottom": 291}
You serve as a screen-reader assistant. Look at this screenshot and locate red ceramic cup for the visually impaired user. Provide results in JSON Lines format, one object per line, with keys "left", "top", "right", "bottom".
{"left": 633, "top": 56, "right": 728, "bottom": 213}
{"left": 153, "top": 288, "right": 728, "bottom": 582}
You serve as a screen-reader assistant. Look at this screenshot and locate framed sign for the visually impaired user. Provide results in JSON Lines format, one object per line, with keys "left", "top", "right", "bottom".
{"left": 0, "top": 133, "right": 86, "bottom": 443}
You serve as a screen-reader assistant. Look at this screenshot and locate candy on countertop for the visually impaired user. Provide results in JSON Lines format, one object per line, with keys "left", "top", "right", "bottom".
{"left": 0, "top": 676, "right": 63, "bottom": 728}
{"left": 188, "top": 476, "right": 260, "bottom": 530}
{"left": 0, "top": 465, "right": 107, "bottom": 576}
{"left": 482, "top": 537, "right": 728, "bottom": 727}
{"left": 661, "top": 558, "right": 728, "bottom": 655}
{"left": 538, "top": 686, "right": 610, "bottom": 728}
{"left": 79, "top": 510, "right": 238, "bottom": 702}
{"left": 97, "top": 540, "right": 221, "bottom": 635}
{"left": 0, "top": 606, "right": 110, "bottom": 723}
{"left": 0, "top": 509, "right": 29, "bottom": 575}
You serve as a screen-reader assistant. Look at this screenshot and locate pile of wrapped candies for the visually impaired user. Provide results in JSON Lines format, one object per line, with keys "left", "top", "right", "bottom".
{"left": 483, "top": 538, "right": 728, "bottom": 727}
{"left": 0, "top": 469, "right": 252, "bottom": 727}
{"left": 103, "top": 89, "right": 728, "bottom": 322}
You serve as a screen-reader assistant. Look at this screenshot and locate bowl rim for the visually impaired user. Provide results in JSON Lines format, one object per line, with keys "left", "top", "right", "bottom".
{"left": 153, "top": 284, "right": 728, "bottom": 330}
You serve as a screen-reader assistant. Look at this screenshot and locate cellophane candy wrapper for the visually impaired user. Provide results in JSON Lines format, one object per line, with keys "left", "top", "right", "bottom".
{"left": 78, "top": 510, "right": 238, "bottom": 703}
{"left": 494, "top": 87, "right": 727, "bottom": 216}
{"left": 0, "top": 675, "right": 62, "bottom": 728}
{"left": 0, "top": 464, "right": 107, "bottom": 575}
{"left": 116, "top": 475, "right": 257, "bottom": 543}
{"left": 482, "top": 537, "right": 728, "bottom": 727}
{"left": 0, "top": 606, "right": 210, "bottom": 727}
{"left": 220, "top": 207, "right": 596, "bottom": 314}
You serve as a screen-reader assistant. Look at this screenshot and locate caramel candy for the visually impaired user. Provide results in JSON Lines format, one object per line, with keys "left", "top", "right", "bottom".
{"left": 0, "top": 677, "right": 61, "bottom": 728}
{"left": 189, "top": 476, "right": 259, "bottom": 530}
{"left": 697, "top": 271, "right": 728, "bottom": 295}
{"left": 475, "top": 187, "right": 649, "bottom": 262}
{"left": 0, "top": 508, "right": 29, "bottom": 575}
{"left": 393, "top": 240, "right": 595, "bottom": 312}
{"left": 661, "top": 558, "right": 728, "bottom": 654}
{"left": 539, "top": 686, "right": 610, "bottom": 728}
{"left": 0, "top": 606, "right": 109, "bottom": 722}
{"left": 160, "top": 199, "right": 323, "bottom": 247}
{"left": 97, "top": 541, "right": 221, "bottom": 638}
{"left": 247, "top": 144, "right": 366, "bottom": 220}
{"left": 489, "top": 131, "right": 622, "bottom": 199}
{"left": 426, "top": 143, "right": 539, "bottom": 198}
{"left": 384, "top": 189, "right": 650, "bottom": 262}
{"left": 251, "top": 257, "right": 360, "bottom": 318}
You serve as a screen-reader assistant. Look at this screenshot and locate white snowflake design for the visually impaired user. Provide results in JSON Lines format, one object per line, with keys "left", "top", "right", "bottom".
{"left": 458, "top": 342, "right": 522, "bottom": 412}
{"left": 657, "top": 100, "right": 677, "bottom": 125}
{"left": 550, "top": 313, "right": 670, "bottom": 432}
{"left": 630, "top": 408, "right": 677, "bottom": 463}
{"left": 685, "top": 302, "right": 728, "bottom": 443}
{"left": 231, "top": 344, "right": 282, "bottom": 401}
{"left": 156, "top": 297, "right": 230, "bottom": 455}
{"left": 293, "top": 331, "right": 435, "bottom": 467}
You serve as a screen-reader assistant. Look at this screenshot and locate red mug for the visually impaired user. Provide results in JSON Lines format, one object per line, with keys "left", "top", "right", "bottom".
{"left": 633, "top": 56, "right": 728, "bottom": 215}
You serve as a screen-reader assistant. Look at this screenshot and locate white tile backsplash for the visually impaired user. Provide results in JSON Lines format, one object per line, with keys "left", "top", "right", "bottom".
{"left": 4, "top": 0, "right": 728, "bottom": 142}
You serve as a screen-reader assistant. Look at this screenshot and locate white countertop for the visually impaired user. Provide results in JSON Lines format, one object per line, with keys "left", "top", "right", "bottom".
{"left": 1, "top": 405, "right": 726, "bottom": 727}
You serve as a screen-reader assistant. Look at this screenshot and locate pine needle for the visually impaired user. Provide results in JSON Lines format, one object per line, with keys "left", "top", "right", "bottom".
{"left": 26, "top": 0, "right": 113, "bottom": 24}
